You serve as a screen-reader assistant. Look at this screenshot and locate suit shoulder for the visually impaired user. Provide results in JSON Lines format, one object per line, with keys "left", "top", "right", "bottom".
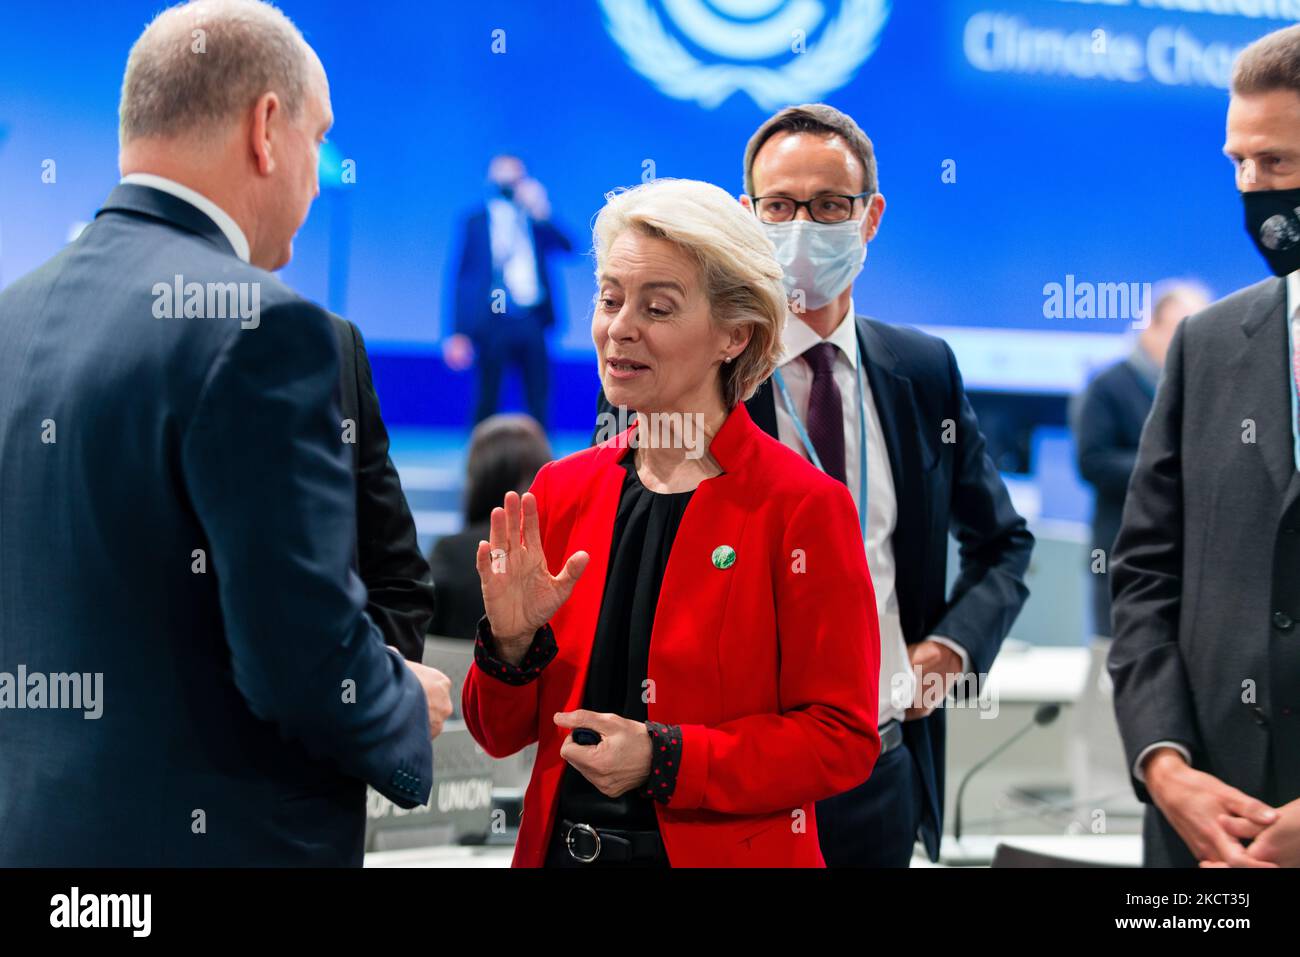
{"left": 861, "top": 317, "right": 953, "bottom": 375}
{"left": 1181, "top": 277, "right": 1278, "bottom": 342}
{"left": 327, "top": 311, "right": 355, "bottom": 334}
{"left": 545, "top": 442, "right": 609, "bottom": 482}
{"left": 0, "top": 247, "right": 69, "bottom": 307}
{"left": 1086, "top": 359, "right": 1138, "bottom": 394}
{"left": 459, "top": 207, "right": 488, "bottom": 230}
{"left": 326, "top": 311, "right": 361, "bottom": 353}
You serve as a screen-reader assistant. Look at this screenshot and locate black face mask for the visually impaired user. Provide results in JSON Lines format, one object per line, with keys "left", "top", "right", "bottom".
{"left": 1244, "top": 187, "right": 1300, "bottom": 276}
{"left": 497, "top": 183, "right": 516, "bottom": 201}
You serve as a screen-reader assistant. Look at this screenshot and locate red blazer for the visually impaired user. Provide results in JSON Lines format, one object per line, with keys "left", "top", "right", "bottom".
{"left": 462, "top": 402, "right": 881, "bottom": 867}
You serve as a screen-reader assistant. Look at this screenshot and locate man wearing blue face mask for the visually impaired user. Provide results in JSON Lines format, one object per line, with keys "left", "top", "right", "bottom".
{"left": 1109, "top": 25, "right": 1300, "bottom": 868}
{"left": 592, "top": 104, "right": 1033, "bottom": 866}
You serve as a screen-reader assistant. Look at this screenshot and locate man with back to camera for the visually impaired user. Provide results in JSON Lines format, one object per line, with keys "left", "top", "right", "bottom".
{"left": 0, "top": 0, "right": 451, "bottom": 866}
{"left": 594, "top": 104, "right": 1034, "bottom": 866}
{"left": 1109, "top": 24, "right": 1300, "bottom": 868}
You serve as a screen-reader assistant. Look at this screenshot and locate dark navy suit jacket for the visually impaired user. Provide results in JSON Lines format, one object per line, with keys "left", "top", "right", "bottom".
{"left": 331, "top": 315, "right": 436, "bottom": 660}
{"left": 1071, "top": 358, "right": 1154, "bottom": 637}
{"left": 0, "top": 184, "right": 432, "bottom": 866}
{"left": 594, "top": 316, "right": 1034, "bottom": 860}
{"left": 450, "top": 206, "right": 571, "bottom": 339}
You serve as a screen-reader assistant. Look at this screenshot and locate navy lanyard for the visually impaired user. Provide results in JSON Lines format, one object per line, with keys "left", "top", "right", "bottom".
{"left": 771, "top": 341, "right": 870, "bottom": 542}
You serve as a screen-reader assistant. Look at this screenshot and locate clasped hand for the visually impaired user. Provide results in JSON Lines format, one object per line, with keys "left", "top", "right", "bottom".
{"left": 1147, "top": 750, "right": 1299, "bottom": 867}
{"left": 555, "top": 710, "right": 654, "bottom": 798}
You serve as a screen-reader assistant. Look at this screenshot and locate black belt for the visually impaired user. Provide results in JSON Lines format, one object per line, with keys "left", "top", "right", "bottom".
{"left": 560, "top": 819, "right": 666, "bottom": 864}
{"left": 880, "top": 719, "right": 903, "bottom": 755}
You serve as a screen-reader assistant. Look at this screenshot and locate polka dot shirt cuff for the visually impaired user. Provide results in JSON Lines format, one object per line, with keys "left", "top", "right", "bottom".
{"left": 644, "top": 721, "right": 682, "bottom": 805}
{"left": 473, "top": 616, "right": 557, "bottom": 686}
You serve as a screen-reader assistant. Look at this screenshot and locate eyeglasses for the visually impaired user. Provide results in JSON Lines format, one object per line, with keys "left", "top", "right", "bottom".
{"left": 751, "top": 191, "right": 873, "bottom": 224}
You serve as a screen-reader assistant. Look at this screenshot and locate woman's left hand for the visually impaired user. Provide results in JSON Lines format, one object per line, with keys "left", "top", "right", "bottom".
{"left": 554, "top": 710, "right": 652, "bottom": 798}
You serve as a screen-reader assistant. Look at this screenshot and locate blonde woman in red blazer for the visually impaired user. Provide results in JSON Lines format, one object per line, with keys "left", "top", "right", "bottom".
{"left": 462, "top": 179, "right": 881, "bottom": 867}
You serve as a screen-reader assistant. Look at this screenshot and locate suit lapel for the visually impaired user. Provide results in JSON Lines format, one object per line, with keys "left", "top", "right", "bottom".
{"left": 1234, "top": 280, "right": 1294, "bottom": 500}
{"left": 856, "top": 318, "right": 920, "bottom": 501}
{"left": 1284, "top": 471, "right": 1300, "bottom": 523}
{"left": 555, "top": 439, "right": 628, "bottom": 713}
{"left": 744, "top": 378, "right": 779, "bottom": 438}
{"left": 648, "top": 405, "right": 756, "bottom": 719}
{"left": 856, "top": 317, "right": 932, "bottom": 642}
{"left": 647, "top": 465, "right": 750, "bottom": 722}
{"left": 97, "top": 184, "right": 237, "bottom": 259}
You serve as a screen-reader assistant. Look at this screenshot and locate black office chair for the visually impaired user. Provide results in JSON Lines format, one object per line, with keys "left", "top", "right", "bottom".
{"left": 991, "top": 843, "right": 1115, "bottom": 868}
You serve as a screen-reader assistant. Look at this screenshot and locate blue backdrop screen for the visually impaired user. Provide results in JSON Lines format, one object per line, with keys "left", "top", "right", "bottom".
{"left": 0, "top": 0, "right": 1292, "bottom": 399}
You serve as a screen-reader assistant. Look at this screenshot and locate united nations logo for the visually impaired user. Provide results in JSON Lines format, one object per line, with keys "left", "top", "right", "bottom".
{"left": 597, "top": 0, "right": 892, "bottom": 110}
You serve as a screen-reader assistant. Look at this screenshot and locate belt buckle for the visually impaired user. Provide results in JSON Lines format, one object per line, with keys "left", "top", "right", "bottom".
{"left": 566, "top": 822, "right": 601, "bottom": 863}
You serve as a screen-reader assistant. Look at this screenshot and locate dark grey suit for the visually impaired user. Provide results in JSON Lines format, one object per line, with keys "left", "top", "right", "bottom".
{"left": 1109, "top": 276, "right": 1300, "bottom": 867}
{"left": 0, "top": 184, "right": 432, "bottom": 865}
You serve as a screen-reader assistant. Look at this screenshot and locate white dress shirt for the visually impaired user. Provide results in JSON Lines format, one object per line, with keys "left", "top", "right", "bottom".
{"left": 1132, "top": 271, "right": 1300, "bottom": 784}
{"left": 119, "top": 173, "right": 250, "bottom": 263}
{"left": 774, "top": 308, "right": 970, "bottom": 725}
{"left": 487, "top": 196, "right": 541, "bottom": 308}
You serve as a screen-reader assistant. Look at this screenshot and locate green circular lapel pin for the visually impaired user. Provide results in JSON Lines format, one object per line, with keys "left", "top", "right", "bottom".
{"left": 711, "top": 545, "right": 736, "bottom": 570}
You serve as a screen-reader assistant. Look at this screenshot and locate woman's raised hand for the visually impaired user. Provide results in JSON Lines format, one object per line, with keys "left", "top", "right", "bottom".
{"left": 476, "top": 490, "right": 589, "bottom": 647}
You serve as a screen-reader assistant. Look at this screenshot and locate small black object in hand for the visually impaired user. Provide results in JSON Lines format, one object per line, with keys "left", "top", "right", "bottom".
{"left": 572, "top": 727, "right": 601, "bottom": 746}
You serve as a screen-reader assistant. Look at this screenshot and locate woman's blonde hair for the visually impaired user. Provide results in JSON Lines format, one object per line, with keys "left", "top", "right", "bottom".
{"left": 592, "top": 178, "right": 787, "bottom": 408}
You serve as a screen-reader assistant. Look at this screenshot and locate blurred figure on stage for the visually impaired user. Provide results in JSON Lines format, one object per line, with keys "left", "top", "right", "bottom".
{"left": 1110, "top": 24, "right": 1300, "bottom": 868}
{"left": 0, "top": 0, "right": 450, "bottom": 866}
{"left": 1072, "top": 280, "right": 1208, "bottom": 638}
{"left": 428, "top": 414, "right": 551, "bottom": 641}
{"left": 444, "top": 155, "right": 573, "bottom": 428}
{"left": 463, "top": 178, "right": 881, "bottom": 867}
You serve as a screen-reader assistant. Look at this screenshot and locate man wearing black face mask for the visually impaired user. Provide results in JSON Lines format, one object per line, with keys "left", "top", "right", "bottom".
{"left": 1109, "top": 25, "right": 1300, "bottom": 868}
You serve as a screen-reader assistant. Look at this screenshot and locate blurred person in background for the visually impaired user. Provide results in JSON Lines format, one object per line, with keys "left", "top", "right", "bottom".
{"left": 428, "top": 414, "right": 551, "bottom": 641}
{"left": 464, "top": 178, "right": 881, "bottom": 867}
{"left": 444, "top": 154, "right": 573, "bottom": 428}
{"left": 1072, "top": 280, "right": 1209, "bottom": 639}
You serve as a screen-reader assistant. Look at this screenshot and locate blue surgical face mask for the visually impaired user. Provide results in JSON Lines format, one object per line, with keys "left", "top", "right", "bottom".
{"left": 762, "top": 217, "right": 867, "bottom": 311}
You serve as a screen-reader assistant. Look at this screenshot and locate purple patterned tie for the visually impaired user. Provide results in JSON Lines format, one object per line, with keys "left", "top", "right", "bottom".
{"left": 801, "top": 342, "right": 847, "bottom": 485}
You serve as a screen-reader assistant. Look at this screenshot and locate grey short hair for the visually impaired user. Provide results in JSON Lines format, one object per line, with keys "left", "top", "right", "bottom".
{"left": 593, "top": 179, "right": 787, "bottom": 409}
{"left": 119, "top": 0, "right": 309, "bottom": 144}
